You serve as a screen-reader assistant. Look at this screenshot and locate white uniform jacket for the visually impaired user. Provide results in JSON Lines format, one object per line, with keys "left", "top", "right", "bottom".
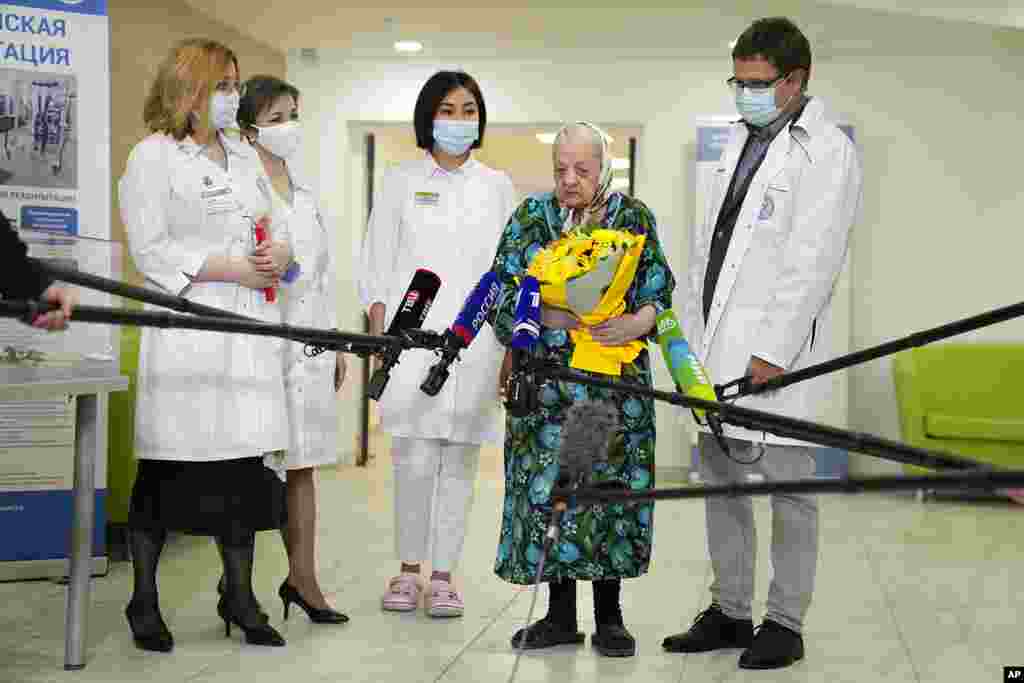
{"left": 268, "top": 165, "right": 340, "bottom": 470}
{"left": 357, "top": 155, "right": 516, "bottom": 445}
{"left": 119, "top": 132, "right": 289, "bottom": 461}
{"left": 682, "top": 98, "right": 863, "bottom": 445}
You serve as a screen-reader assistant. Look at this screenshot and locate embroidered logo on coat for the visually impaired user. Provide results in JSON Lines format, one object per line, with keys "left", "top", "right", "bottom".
{"left": 758, "top": 195, "right": 775, "bottom": 220}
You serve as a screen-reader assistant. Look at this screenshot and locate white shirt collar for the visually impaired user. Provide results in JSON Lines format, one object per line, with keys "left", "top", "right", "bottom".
{"left": 425, "top": 152, "right": 477, "bottom": 178}
{"left": 176, "top": 131, "right": 249, "bottom": 160}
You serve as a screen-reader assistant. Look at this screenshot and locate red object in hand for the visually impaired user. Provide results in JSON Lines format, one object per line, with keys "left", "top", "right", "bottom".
{"left": 253, "top": 217, "right": 276, "bottom": 303}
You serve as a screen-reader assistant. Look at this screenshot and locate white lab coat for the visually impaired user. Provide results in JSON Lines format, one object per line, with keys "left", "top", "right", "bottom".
{"left": 119, "top": 132, "right": 289, "bottom": 461}
{"left": 682, "top": 98, "right": 863, "bottom": 445}
{"left": 265, "top": 166, "right": 340, "bottom": 471}
{"left": 357, "top": 155, "right": 516, "bottom": 445}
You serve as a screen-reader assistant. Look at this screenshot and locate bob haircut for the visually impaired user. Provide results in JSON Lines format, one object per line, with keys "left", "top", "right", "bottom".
{"left": 413, "top": 71, "right": 487, "bottom": 150}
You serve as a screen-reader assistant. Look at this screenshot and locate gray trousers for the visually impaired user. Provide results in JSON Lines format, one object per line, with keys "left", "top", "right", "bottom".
{"left": 699, "top": 433, "right": 819, "bottom": 633}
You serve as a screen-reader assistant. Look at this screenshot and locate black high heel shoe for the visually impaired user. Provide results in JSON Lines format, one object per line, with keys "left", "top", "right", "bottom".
{"left": 217, "top": 596, "right": 286, "bottom": 647}
{"left": 279, "top": 580, "right": 349, "bottom": 624}
{"left": 125, "top": 601, "right": 174, "bottom": 653}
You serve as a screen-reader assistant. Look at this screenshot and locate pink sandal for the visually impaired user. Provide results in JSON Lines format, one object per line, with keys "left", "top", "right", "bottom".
{"left": 427, "top": 579, "right": 464, "bottom": 618}
{"left": 382, "top": 574, "right": 421, "bottom": 612}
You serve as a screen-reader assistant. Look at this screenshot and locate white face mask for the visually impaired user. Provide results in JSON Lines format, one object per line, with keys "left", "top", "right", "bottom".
{"left": 254, "top": 120, "right": 302, "bottom": 160}
{"left": 208, "top": 91, "right": 240, "bottom": 131}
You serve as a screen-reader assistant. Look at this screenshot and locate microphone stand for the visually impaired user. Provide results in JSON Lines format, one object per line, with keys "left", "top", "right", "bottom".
{"left": 552, "top": 468, "right": 1024, "bottom": 505}
{"left": 715, "top": 299, "right": 1024, "bottom": 401}
{"left": 518, "top": 359, "right": 989, "bottom": 473}
{"left": 0, "top": 300, "right": 445, "bottom": 359}
{"left": 34, "top": 258, "right": 251, "bottom": 321}
{"left": 16, "top": 263, "right": 446, "bottom": 391}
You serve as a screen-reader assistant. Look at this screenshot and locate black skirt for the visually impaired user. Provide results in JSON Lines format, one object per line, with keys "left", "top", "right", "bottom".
{"left": 129, "top": 456, "right": 286, "bottom": 545}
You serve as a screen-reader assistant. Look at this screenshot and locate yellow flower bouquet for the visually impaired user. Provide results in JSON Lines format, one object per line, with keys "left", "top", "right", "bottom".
{"left": 526, "top": 227, "right": 647, "bottom": 375}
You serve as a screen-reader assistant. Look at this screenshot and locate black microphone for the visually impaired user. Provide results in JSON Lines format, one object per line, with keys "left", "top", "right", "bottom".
{"left": 504, "top": 276, "right": 542, "bottom": 418}
{"left": 419, "top": 270, "right": 501, "bottom": 396}
{"left": 545, "top": 400, "right": 619, "bottom": 549}
{"left": 367, "top": 268, "right": 441, "bottom": 401}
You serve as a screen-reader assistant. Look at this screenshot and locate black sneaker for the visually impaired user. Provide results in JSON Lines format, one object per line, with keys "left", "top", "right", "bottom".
{"left": 592, "top": 623, "right": 636, "bottom": 657}
{"left": 510, "top": 617, "right": 585, "bottom": 650}
{"left": 662, "top": 604, "right": 754, "bottom": 653}
{"left": 738, "top": 619, "right": 804, "bottom": 670}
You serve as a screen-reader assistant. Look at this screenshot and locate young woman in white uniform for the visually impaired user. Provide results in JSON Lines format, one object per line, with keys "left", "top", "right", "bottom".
{"left": 119, "top": 39, "right": 293, "bottom": 652}
{"left": 358, "top": 71, "right": 515, "bottom": 618}
{"left": 237, "top": 75, "right": 349, "bottom": 625}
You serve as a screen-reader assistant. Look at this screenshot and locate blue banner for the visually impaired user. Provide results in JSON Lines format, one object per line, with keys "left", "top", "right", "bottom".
{"left": 0, "top": 0, "right": 107, "bottom": 16}
{"left": 21, "top": 205, "right": 78, "bottom": 233}
{"left": 0, "top": 489, "right": 106, "bottom": 561}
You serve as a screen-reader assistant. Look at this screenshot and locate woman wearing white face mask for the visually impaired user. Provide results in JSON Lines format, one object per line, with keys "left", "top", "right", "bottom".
{"left": 236, "top": 75, "right": 349, "bottom": 626}
{"left": 358, "top": 71, "right": 515, "bottom": 618}
{"left": 118, "top": 39, "right": 293, "bottom": 652}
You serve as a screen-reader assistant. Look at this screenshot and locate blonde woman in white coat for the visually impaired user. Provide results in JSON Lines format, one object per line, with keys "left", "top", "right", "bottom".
{"left": 119, "top": 40, "right": 293, "bottom": 652}
{"left": 358, "top": 70, "right": 515, "bottom": 618}
{"left": 237, "top": 75, "right": 349, "bottom": 625}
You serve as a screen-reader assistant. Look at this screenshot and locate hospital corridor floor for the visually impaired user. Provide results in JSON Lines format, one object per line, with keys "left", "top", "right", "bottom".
{"left": 1, "top": 434, "right": 1021, "bottom": 683}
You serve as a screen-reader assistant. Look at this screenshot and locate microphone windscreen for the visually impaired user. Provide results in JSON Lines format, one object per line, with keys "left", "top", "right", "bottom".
{"left": 558, "top": 400, "right": 620, "bottom": 487}
{"left": 511, "top": 276, "right": 541, "bottom": 351}
{"left": 451, "top": 270, "right": 501, "bottom": 346}
{"left": 386, "top": 269, "right": 441, "bottom": 336}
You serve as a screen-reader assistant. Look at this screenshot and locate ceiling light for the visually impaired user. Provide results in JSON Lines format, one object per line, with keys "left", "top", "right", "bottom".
{"left": 536, "top": 132, "right": 557, "bottom": 144}
{"left": 611, "top": 156, "right": 630, "bottom": 170}
{"left": 394, "top": 40, "right": 423, "bottom": 54}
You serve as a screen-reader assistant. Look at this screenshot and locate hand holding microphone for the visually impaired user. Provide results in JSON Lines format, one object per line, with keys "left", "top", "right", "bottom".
{"left": 419, "top": 270, "right": 501, "bottom": 396}
{"left": 250, "top": 217, "right": 278, "bottom": 303}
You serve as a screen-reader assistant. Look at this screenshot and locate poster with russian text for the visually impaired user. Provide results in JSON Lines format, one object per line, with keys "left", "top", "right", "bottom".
{"left": 0, "top": 0, "right": 109, "bottom": 569}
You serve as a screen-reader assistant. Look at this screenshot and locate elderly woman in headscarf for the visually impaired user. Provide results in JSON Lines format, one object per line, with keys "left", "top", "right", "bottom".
{"left": 489, "top": 122, "right": 675, "bottom": 658}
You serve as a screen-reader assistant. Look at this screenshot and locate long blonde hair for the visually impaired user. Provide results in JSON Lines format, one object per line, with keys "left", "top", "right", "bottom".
{"left": 143, "top": 38, "right": 239, "bottom": 141}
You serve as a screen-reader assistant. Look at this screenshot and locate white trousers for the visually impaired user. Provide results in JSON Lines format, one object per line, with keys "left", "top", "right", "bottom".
{"left": 391, "top": 437, "right": 480, "bottom": 573}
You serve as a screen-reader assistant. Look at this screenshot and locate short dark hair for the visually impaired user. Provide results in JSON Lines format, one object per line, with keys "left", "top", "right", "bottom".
{"left": 238, "top": 75, "right": 300, "bottom": 129}
{"left": 732, "top": 17, "right": 812, "bottom": 88}
{"left": 413, "top": 71, "right": 487, "bottom": 150}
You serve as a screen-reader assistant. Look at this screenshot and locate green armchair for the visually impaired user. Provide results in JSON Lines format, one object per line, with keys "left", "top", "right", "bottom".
{"left": 893, "top": 344, "right": 1024, "bottom": 488}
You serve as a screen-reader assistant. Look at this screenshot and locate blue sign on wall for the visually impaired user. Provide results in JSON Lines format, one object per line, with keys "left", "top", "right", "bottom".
{"left": 1, "top": 0, "right": 107, "bottom": 16}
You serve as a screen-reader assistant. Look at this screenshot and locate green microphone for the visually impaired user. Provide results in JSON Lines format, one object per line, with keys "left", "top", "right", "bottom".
{"left": 655, "top": 310, "right": 730, "bottom": 452}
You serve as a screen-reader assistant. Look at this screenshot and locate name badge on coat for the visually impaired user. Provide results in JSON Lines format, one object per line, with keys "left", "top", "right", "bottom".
{"left": 414, "top": 191, "right": 440, "bottom": 207}
{"left": 202, "top": 178, "right": 236, "bottom": 217}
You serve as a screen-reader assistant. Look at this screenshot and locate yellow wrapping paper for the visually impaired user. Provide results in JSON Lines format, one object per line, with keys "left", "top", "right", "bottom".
{"left": 526, "top": 228, "right": 647, "bottom": 375}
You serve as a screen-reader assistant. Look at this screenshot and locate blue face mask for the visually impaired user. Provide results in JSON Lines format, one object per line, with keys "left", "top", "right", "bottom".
{"left": 433, "top": 120, "right": 479, "bottom": 156}
{"left": 735, "top": 86, "right": 783, "bottom": 128}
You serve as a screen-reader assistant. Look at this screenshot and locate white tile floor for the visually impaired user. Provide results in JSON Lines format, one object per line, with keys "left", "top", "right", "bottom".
{"left": 2, "top": 434, "right": 1022, "bottom": 683}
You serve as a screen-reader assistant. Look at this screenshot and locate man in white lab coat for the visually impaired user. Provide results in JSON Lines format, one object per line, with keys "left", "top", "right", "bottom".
{"left": 663, "top": 17, "right": 862, "bottom": 670}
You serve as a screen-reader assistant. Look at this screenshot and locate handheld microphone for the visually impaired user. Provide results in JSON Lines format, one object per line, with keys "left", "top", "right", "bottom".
{"left": 420, "top": 270, "right": 502, "bottom": 396}
{"left": 504, "top": 276, "right": 542, "bottom": 417}
{"left": 253, "top": 217, "right": 276, "bottom": 303}
{"left": 367, "top": 268, "right": 441, "bottom": 400}
{"left": 546, "top": 400, "right": 619, "bottom": 548}
{"left": 655, "top": 309, "right": 730, "bottom": 453}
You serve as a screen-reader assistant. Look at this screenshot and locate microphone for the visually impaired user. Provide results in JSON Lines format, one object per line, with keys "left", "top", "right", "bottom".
{"left": 419, "top": 270, "right": 501, "bottom": 396}
{"left": 655, "top": 309, "right": 730, "bottom": 452}
{"left": 504, "top": 276, "right": 541, "bottom": 417}
{"left": 253, "top": 216, "right": 276, "bottom": 303}
{"left": 545, "top": 400, "right": 619, "bottom": 548}
{"left": 367, "top": 268, "right": 441, "bottom": 400}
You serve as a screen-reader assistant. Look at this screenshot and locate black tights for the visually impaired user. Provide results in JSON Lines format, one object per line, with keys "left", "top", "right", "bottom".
{"left": 546, "top": 578, "right": 623, "bottom": 628}
{"left": 128, "top": 526, "right": 264, "bottom": 626}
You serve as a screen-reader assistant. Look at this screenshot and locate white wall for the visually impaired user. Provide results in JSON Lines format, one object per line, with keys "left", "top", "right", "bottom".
{"left": 290, "top": 28, "right": 1024, "bottom": 473}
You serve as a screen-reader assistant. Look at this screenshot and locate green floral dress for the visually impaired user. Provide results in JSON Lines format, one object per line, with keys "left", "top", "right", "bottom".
{"left": 490, "top": 191, "right": 676, "bottom": 585}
